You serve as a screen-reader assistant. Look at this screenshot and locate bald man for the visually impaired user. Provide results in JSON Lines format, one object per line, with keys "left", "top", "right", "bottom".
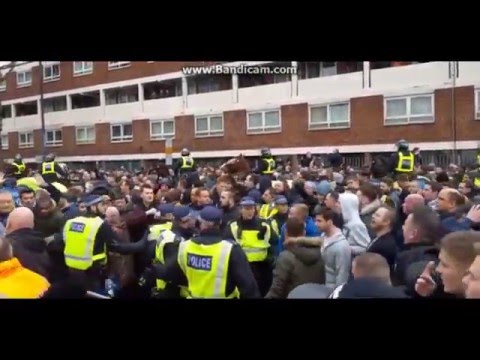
{"left": 5, "top": 207, "right": 53, "bottom": 280}
{"left": 438, "top": 188, "right": 480, "bottom": 234}
{"left": 402, "top": 194, "right": 425, "bottom": 216}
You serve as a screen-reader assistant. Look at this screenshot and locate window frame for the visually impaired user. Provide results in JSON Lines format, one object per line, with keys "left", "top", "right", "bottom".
{"left": 246, "top": 109, "right": 282, "bottom": 135}
{"left": 384, "top": 93, "right": 435, "bottom": 126}
{"left": 43, "top": 64, "right": 61, "bottom": 82}
{"left": 73, "top": 61, "right": 93, "bottom": 76}
{"left": 150, "top": 119, "right": 175, "bottom": 141}
{"left": 108, "top": 61, "right": 131, "bottom": 70}
{"left": 475, "top": 89, "right": 480, "bottom": 120}
{"left": 45, "top": 129, "right": 63, "bottom": 147}
{"left": 0, "top": 79, "right": 6, "bottom": 92}
{"left": 110, "top": 123, "right": 133, "bottom": 143}
{"left": 1, "top": 134, "right": 8, "bottom": 150}
{"left": 194, "top": 114, "right": 224, "bottom": 138}
{"left": 308, "top": 101, "right": 351, "bottom": 131}
{"left": 16, "top": 71, "right": 32, "bottom": 88}
{"left": 18, "top": 131, "right": 34, "bottom": 149}
{"left": 75, "top": 126, "right": 96, "bottom": 145}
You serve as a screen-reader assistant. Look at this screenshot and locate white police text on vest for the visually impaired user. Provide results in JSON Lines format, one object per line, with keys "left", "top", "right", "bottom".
{"left": 70, "top": 222, "right": 86, "bottom": 233}
{"left": 187, "top": 254, "right": 212, "bottom": 271}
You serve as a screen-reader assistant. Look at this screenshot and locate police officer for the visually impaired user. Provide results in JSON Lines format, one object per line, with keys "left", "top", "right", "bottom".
{"left": 257, "top": 148, "right": 276, "bottom": 194}
{"left": 174, "top": 148, "right": 195, "bottom": 176}
{"left": 11, "top": 154, "right": 26, "bottom": 179}
{"left": 41, "top": 153, "right": 68, "bottom": 183}
{"left": 56, "top": 195, "right": 129, "bottom": 292}
{"left": 390, "top": 139, "right": 415, "bottom": 177}
{"left": 148, "top": 203, "right": 175, "bottom": 241}
{"left": 225, "top": 197, "right": 275, "bottom": 296}
{"left": 160, "top": 206, "right": 260, "bottom": 299}
{"left": 269, "top": 195, "right": 289, "bottom": 238}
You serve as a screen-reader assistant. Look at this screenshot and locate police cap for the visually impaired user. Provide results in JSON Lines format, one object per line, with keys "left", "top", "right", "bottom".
{"left": 83, "top": 195, "right": 103, "bottom": 207}
{"left": 199, "top": 206, "right": 223, "bottom": 224}
{"left": 239, "top": 197, "right": 256, "bottom": 206}
{"left": 274, "top": 195, "right": 288, "bottom": 205}
{"left": 157, "top": 203, "right": 175, "bottom": 215}
{"left": 173, "top": 205, "right": 191, "bottom": 220}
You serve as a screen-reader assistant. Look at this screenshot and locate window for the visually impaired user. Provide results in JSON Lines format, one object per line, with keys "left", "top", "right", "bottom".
{"left": 43, "top": 64, "right": 60, "bottom": 82}
{"left": 71, "top": 91, "right": 100, "bottom": 109}
{"left": 247, "top": 110, "right": 281, "bottom": 134}
{"left": 1, "top": 135, "right": 8, "bottom": 150}
{"left": 18, "top": 132, "right": 34, "bottom": 148}
{"left": 105, "top": 86, "right": 139, "bottom": 105}
{"left": 144, "top": 79, "right": 182, "bottom": 100}
{"left": 187, "top": 75, "right": 232, "bottom": 94}
{"left": 76, "top": 126, "right": 95, "bottom": 144}
{"left": 309, "top": 102, "right": 350, "bottom": 130}
{"left": 476, "top": 89, "right": 480, "bottom": 119}
{"left": 15, "top": 101, "right": 38, "bottom": 116}
{"left": 195, "top": 115, "right": 224, "bottom": 137}
{"left": 150, "top": 120, "right": 175, "bottom": 140}
{"left": 0, "top": 79, "right": 6, "bottom": 91}
{"left": 384, "top": 94, "right": 434, "bottom": 125}
{"left": 43, "top": 96, "right": 67, "bottom": 113}
{"left": 73, "top": 61, "right": 93, "bottom": 76}
{"left": 111, "top": 123, "right": 133, "bottom": 142}
{"left": 108, "top": 61, "right": 131, "bottom": 70}
{"left": 45, "top": 129, "right": 62, "bottom": 146}
{"left": 298, "top": 62, "right": 338, "bottom": 79}
{"left": 16, "top": 71, "right": 32, "bottom": 87}
{"left": 0, "top": 105, "right": 12, "bottom": 119}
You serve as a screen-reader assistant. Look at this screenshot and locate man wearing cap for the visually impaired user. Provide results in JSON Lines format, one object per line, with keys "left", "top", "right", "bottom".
{"left": 225, "top": 197, "right": 275, "bottom": 296}
{"left": 54, "top": 195, "right": 131, "bottom": 292}
{"left": 269, "top": 195, "right": 289, "bottom": 238}
{"left": 160, "top": 206, "right": 260, "bottom": 298}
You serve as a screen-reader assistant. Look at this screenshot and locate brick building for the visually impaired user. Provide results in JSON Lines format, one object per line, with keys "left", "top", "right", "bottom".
{"left": 0, "top": 61, "right": 479, "bottom": 168}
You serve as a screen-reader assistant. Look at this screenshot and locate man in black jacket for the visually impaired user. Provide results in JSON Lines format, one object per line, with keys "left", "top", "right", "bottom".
{"left": 5, "top": 207, "right": 54, "bottom": 281}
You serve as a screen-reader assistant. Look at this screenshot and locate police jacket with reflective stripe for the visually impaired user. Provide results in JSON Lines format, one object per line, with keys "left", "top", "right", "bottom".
{"left": 160, "top": 228, "right": 261, "bottom": 299}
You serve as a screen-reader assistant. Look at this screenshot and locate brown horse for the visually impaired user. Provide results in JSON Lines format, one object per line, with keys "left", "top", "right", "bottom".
{"left": 220, "top": 154, "right": 251, "bottom": 180}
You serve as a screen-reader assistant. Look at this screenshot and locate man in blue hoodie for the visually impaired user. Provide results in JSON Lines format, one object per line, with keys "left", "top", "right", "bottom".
{"left": 277, "top": 203, "right": 321, "bottom": 256}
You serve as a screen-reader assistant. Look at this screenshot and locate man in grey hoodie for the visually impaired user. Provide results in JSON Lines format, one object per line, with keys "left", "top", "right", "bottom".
{"left": 339, "top": 192, "right": 371, "bottom": 255}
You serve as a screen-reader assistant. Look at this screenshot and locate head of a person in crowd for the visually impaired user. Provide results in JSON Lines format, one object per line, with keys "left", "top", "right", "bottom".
{"left": 120, "top": 179, "right": 133, "bottom": 195}
{"left": 289, "top": 203, "right": 309, "bottom": 224}
{"left": 34, "top": 190, "right": 57, "bottom": 218}
{"left": 324, "top": 191, "right": 341, "bottom": 213}
{"left": 357, "top": 167, "right": 371, "bottom": 183}
{"left": 215, "top": 175, "right": 233, "bottom": 195}
{"left": 273, "top": 179, "right": 289, "bottom": 195}
{"left": 358, "top": 183, "right": 380, "bottom": 208}
{"left": 403, "top": 206, "right": 440, "bottom": 246}
{"left": 141, "top": 184, "right": 155, "bottom": 207}
{"left": 274, "top": 195, "right": 289, "bottom": 215}
{"left": 436, "top": 171, "right": 450, "bottom": 185}
{"left": 459, "top": 180, "right": 474, "bottom": 198}
{"left": 304, "top": 181, "right": 316, "bottom": 197}
{"left": 105, "top": 206, "right": 121, "bottom": 226}
{"left": 191, "top": 187, "right": 211, "bottom": 206}
{"left": 422, "top": 181, "right": 442, "bottom": 202}
{"left": 244, "top": 174, "right": 259, "bottom": 191}
{"left": 370, "top": 206, "right": 395, "bottom": 237}
{"left": 402, "top": 194, "right": 425, "bottom": 215}
{"left": 315, "top": 180, "right": 332, "bottom": 204}
{"left": 285, "top": 217, "right": 306, "bottom": 247}
{"left": 437, "top": 231, "right": 480, "bottom": 297}
{"left": 19, "top": 187, "right": 35, "bottom": 209}
{"left": 463, "top": 243, "right": 480, "bottom": 299}
{"left": 198, "top": 206, "right": 223, "bottom": 233}
{"left": 106, "top": 175, "right": 117, "bottom": 188}
{"left": 164, "top": 189, "right": 182, "bottom": 205}
{"left": 82, "top": 171, "right": 91, "bottom": 182}
{"left": 408, "top": 180, "right": 422, "bottom": 195}
{"left": 379, "top": 177, "right": 395, "bottom": 195}
{"left": 219, "top": 190, "right": 236, "bottom": 210}
{"left": 315, "top": 207, "right": 338, "bottom": 235}
{"left": 77, "top": 199, "right": 87, "bottom": 216}
{"left": 173, "top": 206, "right": 196, "bottom": 233}
{"left": 437, "top": 188, "right": 465, "bottom": 214}
{"left": 396, "top": 174, "right": 410, "bottom": 190}
{"left": 345, "top": 176, "right": 360, "bottom": 193}
{"left": 0, "top": 191, "right": 14, "bottom": 216}
{"left": 352, "top": 252, "right": 392, "bottom": 284}
{"left": 5, "top": 207, "right": 34, "bottom": 235}
{"left": 239, "top": 197, "right": 256, "bottom": 221}
{"left": 84, "top": 195, "right": 107, "bottom": 218}
{"left": 89, "top": 171, "right": 97, "bottom": 180}
{"left": 262, "top": 187, "right": 277, "bottom": 205}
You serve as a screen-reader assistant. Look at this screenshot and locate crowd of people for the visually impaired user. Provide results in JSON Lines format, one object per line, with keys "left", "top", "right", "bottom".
{"left": 1, "top": 142, "right": 480, "bottom": 299}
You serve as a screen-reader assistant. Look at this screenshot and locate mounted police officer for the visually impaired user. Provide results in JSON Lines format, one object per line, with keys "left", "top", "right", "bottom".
{"left": 11, "top": 154, "right": 26, "bottom": 179}
{"left": 390, "top": 139, "right": 415, "bottom": 177}
{"left": 257, "top": 147, "right": 276, "bottom": 194}
{"left": 174, "top": 148, "right": 198, "bottom": 187}
{"left": 41, "top": 153, "right": 68, "bottom": 184}
{"left": 160, "top": 206, "right": 261, "bottom": 299}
